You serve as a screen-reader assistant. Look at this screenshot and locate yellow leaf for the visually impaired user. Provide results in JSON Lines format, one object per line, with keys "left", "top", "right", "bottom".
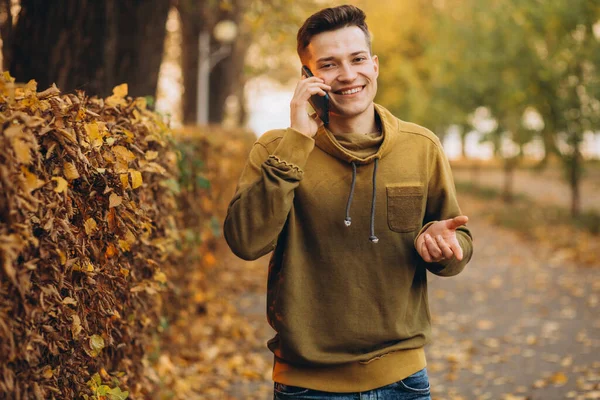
{"left": 204, "top": 252, "right": 217, "bottom": 267}
{"left": 134, "top": 97, "right": 147, "bottom": 109}
{"left": 21, "top": 167, "right": 44, "bottom": 192}
{"left": 129, "top": 169, "right": 143, "bottom": 189}
{"left": 145, "top": 151, "right": 158, "bottom": 161}
{"left": 154, "top": 271, "right": 167, "bottom": 284}
{"left": 12, "top": 138, "right": 32, "bottom": 164}
{"left": 549, "top": 372, "right": 568, "bottom": 386}
{"left": 84, "top": 218, "right": 97, "bottom": 235}
{"left": 76, "top": 108, "right": 86, "bottom": 121}
{"left": 105, "top": 84, "right": 128, "bottom": 107}
{"left": 119, "top": 267, "right": 130, "bottom": 277}
{"left": 89, "top": 334, "right": 105, "bottom": 357}
{"left": 132, "top": 109, "right": 142, "bottom": 123}
{"left": 84, "top": 122, "right": 103, "bottom": 141}
{"left": 63, "top": 162, "right": 80, "bottom": 180}
{"left": 109, "top": 193, "right": 122, "bottom": 208}
{"left": 118, "top": 239, "right": 130, "bottom": 251}
{"left": 99, "top": 368, "right": 110, "bottom": 381}
{"left": 124, "top": 229, "right": 136, "bottom": 245}
{"left": 51, "top": 177, "right": 68, "bottom": 193}
{"left": 122, "top": 129, "right": 135, "bottom": 143}
{"left": 62, "top": 297, "right": 77, "bottom": 306}
{"left": 56, "top": 248, "right": 67, "bottom": 265}
{"left": 112, "top": 83, "right": 128, "bottom": 98}
{"left": 42, "top": 366, "right": 53, "bottom": 379}
{"left": 71, "top": 315, "right": 82, "bottom": 338}
{"left": 112, "top": 145, "right": 136, "bottom": 163}
{"left": 120, "top": 173, "right": 130, "bottom": 189}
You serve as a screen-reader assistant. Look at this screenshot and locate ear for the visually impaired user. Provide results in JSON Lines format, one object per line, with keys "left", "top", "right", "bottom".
{"left": 372, "top": 54, "right": 379, "bottom": 77}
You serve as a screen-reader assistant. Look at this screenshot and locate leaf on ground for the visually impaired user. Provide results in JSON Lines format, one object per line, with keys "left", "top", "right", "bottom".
{"left": 51, "top": 176, "right": 68, "bottom": 193}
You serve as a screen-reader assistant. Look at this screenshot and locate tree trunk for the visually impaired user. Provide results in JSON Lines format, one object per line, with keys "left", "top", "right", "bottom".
{"left": 113, "top": 0, "right": 172, "bottom": 98}
{"left": 208, "top": 31, "right": 250, "bottom": 124}
{"left": 503, "top": 157, "right": 516, "bottom": 203}
{"left": 569, "top": 143, "right": 582, "bottom": 217}
{"left": 0, "top": 0, "right": 14, "bottom": 70}
{"left": 8, "top": 0, "right": 170, "bottom": 98}
{"left": 178, "top": 0, "right": 248, "bottom": 125}
{"left": 180, "top": 9, "right": 201, "bottom": 124}
{"left": 459, "top": 129, "right": 467, "bottom": 159}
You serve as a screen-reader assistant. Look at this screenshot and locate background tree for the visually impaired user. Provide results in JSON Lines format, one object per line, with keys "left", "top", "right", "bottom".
{"left": 3, "top": 0, "right": 171, "bottom": 98}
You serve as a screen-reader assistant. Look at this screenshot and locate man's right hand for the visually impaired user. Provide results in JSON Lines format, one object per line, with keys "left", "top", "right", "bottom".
{"left": 290, "top": 76, "right": 331, "bottom": 138}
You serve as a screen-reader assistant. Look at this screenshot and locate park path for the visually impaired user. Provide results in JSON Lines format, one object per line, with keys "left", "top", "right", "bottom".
{"left": 451, "top": 166, "right": 600, "bottom": 213}
{"left": 165, "top": 193, "right": 600, "bottom": 400}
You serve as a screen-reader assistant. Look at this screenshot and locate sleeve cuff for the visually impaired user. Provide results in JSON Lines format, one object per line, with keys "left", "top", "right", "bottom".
{"left": 271, "top": 128, "right": 315, "bottom": 171}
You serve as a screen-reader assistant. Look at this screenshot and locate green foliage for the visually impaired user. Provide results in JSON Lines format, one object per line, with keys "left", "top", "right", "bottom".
{"left": 84, "top": 373, "right": 130, "bottom": 400}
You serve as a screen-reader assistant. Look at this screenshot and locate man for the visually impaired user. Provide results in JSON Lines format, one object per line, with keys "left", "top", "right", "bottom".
{"left": 224, "top": 4, "right": 473, "bottom": 399}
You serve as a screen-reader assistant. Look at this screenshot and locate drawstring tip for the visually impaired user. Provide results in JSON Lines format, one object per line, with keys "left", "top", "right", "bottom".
{"left": 344, "top": 218, "right": 352, "bottom": 227}
{"left": 369, "top": 235, "right": 379, "bottom": 243}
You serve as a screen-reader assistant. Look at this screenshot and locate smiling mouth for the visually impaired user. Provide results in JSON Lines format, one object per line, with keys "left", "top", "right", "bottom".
{"left": 334, "top": 86, "right": 365, "bottom": 95}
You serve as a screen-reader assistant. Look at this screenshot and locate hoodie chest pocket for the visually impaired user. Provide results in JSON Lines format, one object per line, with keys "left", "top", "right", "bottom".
{"left": 387, "top": 185, "right": 424, "bottom": 233}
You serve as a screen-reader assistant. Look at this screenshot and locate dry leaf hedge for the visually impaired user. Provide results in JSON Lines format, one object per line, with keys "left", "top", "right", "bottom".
{"left": 0, "top": 73, "right": 186, "bottom": 399}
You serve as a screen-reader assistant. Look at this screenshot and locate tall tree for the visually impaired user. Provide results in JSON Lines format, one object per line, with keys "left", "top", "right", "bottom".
{"left": 178, "top": 0, "right": 248, "bottom": 125}
{"left": 5, "top": 0, "right": 171, "bottom": 98}
{"left": 177, "top": 0, "right": 319, "bottom": 125}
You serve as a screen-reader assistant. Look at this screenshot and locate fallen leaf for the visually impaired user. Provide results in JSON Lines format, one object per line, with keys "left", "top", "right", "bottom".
{"left": 63, "top": 162, "right": 79, "bottom": 180}
{"left": 109, "top": 193, "right": 122, "bottom": 208}
{"left": 52, "top": 176, "right": 68, "bottom": 193}
{"left": 129, "top": 169, "right": 143, "bottom": 189}
{"left": 84, "top": 218, "right": 97, "bottom": 235}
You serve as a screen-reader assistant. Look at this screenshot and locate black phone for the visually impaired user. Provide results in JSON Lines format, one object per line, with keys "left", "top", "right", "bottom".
{"left": 301, "top": 66, "right": 329, "bottom": 126}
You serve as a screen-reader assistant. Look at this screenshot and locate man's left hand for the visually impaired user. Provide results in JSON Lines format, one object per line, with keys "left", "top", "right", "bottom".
{"left": 416, "top": 216, "right": 469, "bottom": 263}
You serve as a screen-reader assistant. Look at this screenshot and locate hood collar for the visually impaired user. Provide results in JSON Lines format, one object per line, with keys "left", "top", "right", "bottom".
{"left": 314, "top": 103, "right": 397, "bottom": 165}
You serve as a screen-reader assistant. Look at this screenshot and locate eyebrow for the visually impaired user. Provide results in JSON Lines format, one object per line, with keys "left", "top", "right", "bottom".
{"left": 316, "top": 51, "right": 368, "bottom": 64}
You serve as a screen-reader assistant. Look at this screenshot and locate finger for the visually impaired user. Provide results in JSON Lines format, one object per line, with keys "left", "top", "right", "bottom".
{"left": 303, "top": 84, "right": 331, "bottom": 98}
{"left": 435, "top": 235, "right": 454, "bottom": 259}
{"left": 448, "top": 238, "right": 464, "bottom": 261}
{"left": 445, "top": 215, "right": 469, "bottom": 230}
{"left": 420, "top": 240, "right": 432, "bottom": 263}
{"left": 425, "top": 234, "right": 443, "bottom": 260}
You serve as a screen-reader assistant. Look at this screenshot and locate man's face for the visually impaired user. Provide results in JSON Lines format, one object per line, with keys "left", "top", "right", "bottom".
{"left": 303, "top": 26, "right": 379, "bottom": 121}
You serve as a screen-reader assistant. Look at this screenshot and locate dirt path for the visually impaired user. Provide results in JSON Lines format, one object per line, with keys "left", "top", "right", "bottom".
{"left": 452, "top": 167, "right": 600, "bottom": 214}
{"left": 168, "top": 194, "right": 600, "bottom": 400}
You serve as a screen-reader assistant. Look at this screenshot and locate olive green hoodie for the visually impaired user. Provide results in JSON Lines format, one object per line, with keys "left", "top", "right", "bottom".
{"left": 224, "top": 104, "right": 473, "bottom": 392}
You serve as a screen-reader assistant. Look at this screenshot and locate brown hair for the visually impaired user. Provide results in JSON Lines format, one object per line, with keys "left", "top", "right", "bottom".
{"left": 297, "top": 5, "right": 371, "bottom": 60}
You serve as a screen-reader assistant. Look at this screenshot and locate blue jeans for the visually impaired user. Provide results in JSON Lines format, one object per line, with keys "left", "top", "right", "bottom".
{"left": 273, "top": 367, "right": 431, "bottom": 400}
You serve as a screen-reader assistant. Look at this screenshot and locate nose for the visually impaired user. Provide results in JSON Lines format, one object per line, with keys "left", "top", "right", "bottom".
{"left": 337, "top": 62, "right": 357, "bottom": 82}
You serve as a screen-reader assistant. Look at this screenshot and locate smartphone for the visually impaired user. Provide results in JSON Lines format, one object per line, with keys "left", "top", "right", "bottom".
{"left": 301, "top": 66, "right": 329, "bottom": 126}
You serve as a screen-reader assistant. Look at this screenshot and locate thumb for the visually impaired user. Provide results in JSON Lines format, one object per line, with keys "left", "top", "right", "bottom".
{"left": 445, "top": 215, "right": 469, "bottom": 230}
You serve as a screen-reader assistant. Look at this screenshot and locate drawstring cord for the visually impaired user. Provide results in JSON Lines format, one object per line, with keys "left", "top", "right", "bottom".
{"left": 369, "top": 158, "right": 379, "bottom": 243}
{"left": 344, "top": 158, "right": 379, "bottom": 243}
{"left": 344, "top": 162, "right": 357, "bottom": 226}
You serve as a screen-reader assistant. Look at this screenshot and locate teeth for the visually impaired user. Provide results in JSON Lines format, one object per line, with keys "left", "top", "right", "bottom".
{"left": 340, "top": 87, "right": 362, "bottom": 95}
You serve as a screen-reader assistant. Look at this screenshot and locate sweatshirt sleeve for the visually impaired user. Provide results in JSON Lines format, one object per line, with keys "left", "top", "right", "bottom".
{"left": 223, "top": 128, "right": 315, "bottom": 261}
{"left": 415, "top": 141, "right": 473, "bottom": 276}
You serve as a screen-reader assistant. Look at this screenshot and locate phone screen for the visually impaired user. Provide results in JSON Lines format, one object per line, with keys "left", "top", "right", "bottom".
{"left": 301, "top": 66, "right": 329, "bottom": 125}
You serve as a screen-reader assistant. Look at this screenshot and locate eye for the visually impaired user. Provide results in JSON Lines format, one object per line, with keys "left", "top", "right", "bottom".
{"left": 353, "top": 56, "right": 367, "bottom": 63}
{"left": 319, "top": 63, "right": 334, "bottom": 69}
